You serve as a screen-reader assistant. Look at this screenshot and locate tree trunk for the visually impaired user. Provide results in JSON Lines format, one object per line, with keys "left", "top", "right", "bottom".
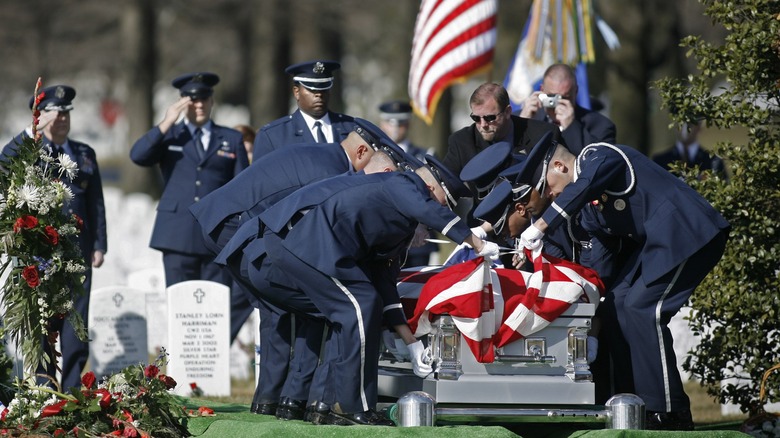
{"left": 248, "top": 0, "right": 292, "bottom": 128}
{"left": 119, "top": 0, "right": 160, "bottom": 196}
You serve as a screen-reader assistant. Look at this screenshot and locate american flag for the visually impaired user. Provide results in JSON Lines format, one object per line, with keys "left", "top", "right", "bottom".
{"left": 404, "top": 249, "right": 604, "bottom": 363}
{"left": 408, "top": 0, "right": 498, "bottom": 124}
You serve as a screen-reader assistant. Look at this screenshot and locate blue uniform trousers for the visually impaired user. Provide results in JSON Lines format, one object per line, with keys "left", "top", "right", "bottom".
{"left": 613, "top": 231, "right": 727, "bottom": 412}
{"left": 244, "top": 239, "right": 329, "bottom": 404}
{"left": 264, "top": 232, "right": 382, "bottom": 414}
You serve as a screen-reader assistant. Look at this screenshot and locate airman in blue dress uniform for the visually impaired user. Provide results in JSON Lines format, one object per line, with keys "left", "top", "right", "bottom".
{"left": 256, "top": 156, "right": 500, "bottom": 426}
{"left": 514, "top": 138, "right": 730, "bottom": 431}
{"left": 130, "top": 72, "right": 250, "bottom": 339}
{"left": 253, "top": 60, "right": 356, "bottom": 159}
{"left": 190, "top": 119, "right": 400, "bottom": 421}
{"left": 3, "top": 85, "right": 108, "bottom": 390}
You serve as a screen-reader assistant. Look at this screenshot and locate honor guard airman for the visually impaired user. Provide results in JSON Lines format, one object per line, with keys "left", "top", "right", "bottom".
{"left": 130, "top": 72, "right": 250, "bottom": 340}
{"left": 514, "top": 137, "right": 730, "bottom": 431}
{"left": 255, "top": 155, "right": 499, "bottom": 425}
{"left": 253, "top": 60, "right": 356, "bottom": 159}
{"left": 190, "top": 118, "right": 404, "bottom": 421}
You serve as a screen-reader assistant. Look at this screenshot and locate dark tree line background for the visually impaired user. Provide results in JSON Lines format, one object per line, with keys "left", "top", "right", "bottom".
{"left": 0, "top": 0, "right": 726, "bottom": 196}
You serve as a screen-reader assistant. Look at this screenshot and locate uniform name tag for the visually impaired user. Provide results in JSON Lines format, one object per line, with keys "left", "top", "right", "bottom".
{"left": 168, "top": 145, "right": 183, "bottom": 152}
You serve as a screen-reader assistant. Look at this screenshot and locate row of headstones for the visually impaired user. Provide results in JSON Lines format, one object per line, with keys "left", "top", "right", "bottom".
{"left": 89, "top": 279, "right": 245, "bottom": 397}
{"left": 5, "top": 277, "right": 256, "bottom": 397}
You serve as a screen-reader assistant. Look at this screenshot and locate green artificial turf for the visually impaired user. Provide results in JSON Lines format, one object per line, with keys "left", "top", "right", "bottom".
{"left": 181, "top": 398, "right": 750, "bottom": 438}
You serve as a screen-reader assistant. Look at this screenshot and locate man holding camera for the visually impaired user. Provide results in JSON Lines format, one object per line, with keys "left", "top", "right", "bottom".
{"left": 519, "top": 63, "right": 615, "bottom": 154}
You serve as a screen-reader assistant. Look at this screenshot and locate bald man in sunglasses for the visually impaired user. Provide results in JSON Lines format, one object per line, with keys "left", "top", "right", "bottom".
{"left": 442, "top": 82, "right": 564, "bottom": 226}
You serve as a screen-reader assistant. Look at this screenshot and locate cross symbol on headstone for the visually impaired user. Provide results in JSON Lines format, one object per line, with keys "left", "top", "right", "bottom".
{"left": 193, "top": 288, "right": 206, "bottom": 304}
{"left": 112, "top": 292, "right": 124, "bottom": 308}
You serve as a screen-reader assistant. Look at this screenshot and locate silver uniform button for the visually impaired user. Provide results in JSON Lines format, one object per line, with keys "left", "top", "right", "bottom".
{"left": 194, "top": 196, "right": 200, "bottom": 202}
{"left": 614, "top": 199, "right": 626, "bottom": 211}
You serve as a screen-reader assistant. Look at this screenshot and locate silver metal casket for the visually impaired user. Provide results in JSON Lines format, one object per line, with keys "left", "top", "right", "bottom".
{"left": 378, "top": 302, "right": 597, "bottom": 406}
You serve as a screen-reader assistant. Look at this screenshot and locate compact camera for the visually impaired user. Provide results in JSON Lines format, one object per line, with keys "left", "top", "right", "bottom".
{"left": 538, "top": 93, "right": 560, "bottom": 109}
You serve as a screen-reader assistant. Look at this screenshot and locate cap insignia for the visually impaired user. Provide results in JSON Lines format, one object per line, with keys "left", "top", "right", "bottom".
{"left": 55, "top": 86, "right": 65, "bottom": 99}
{"left": 313, "top": 62, "right": 325, "bottom": 74}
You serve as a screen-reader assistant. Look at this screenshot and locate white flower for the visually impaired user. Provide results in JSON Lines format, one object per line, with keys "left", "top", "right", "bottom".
{"left": 65, "top": 260, "right": 86, "bottom": 273}
{"left": 56, "top": 154, "right": 78, "bottom": 180}
{"left": 14, "top": 183, "right": 41, "bottom": 210}
{"left": 53, "top": 180, "right": 74, "bottom": 204}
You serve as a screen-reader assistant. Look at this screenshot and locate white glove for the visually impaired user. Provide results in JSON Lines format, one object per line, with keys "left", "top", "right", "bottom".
{"left": 519, "top": 224, "right": 544, "bottom": 250}
{"left": 393, "top": 338, "right": 412, "bottom": 361}
{"left": 408, "top": 340, "right": 433, "bottom": 378}
{"left": 470, "top": 226, "right": 488, "bottom": 240}
{"left": 587, "top": 335, "right": 598, "bottom": 364}
{"left": 476, "top": 241, "right": 500, "bottom": 261}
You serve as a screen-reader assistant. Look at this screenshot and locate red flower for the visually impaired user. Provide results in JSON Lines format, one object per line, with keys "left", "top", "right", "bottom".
{"left": 72, "top": 214, "right": 84, "bottom": 231}
{"left": 81, "top": 371, "right": 96, "bottom": 388}
{"left": 122, "top": 410, "right": 134, "bottom": 423}
{"left": 44, "top": 225, "right": 59, "bottom": 245}
{"left": 41, "top": 400, "right": 68, "bottom": 418}
{"left": 13, "top": 215, "right": 38, "bottom": 233}
{"left": 198, "top": 406, "right": 214, "bottom": 416}
{"left": 144, "top": 364, "right": 159, "bottom": 378}
{"left": 122, "top": 426, "right": 138, "bottom": 437}
{"left": 53, "top": 429, "right": 66, "bottom": 437}
{"left": 95, "top": 388, "right": 112, "bottom": 409}
{"left": 158, "top": 374, "right": 177, "bottom": 390}
{"left": 1, "top": 407, "right": 8, "bottom": 421}
{"left": 189, "top": 382, "right": 197, "bottom": 390}
{"left": 22, "top": 266, "right": 40, "bottom": 288}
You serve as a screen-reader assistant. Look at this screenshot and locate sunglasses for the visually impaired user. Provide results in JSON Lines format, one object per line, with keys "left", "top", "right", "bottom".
{"left": 469, "top": 113, "right": 501, "bottom": 124}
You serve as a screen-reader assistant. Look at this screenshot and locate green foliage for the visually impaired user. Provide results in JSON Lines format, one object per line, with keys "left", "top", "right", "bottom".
{"left": 655, "top": 0, "right": 780, "bottom": 416}
{"left": 1, "top": 350, "right": 190, "bottom": 437}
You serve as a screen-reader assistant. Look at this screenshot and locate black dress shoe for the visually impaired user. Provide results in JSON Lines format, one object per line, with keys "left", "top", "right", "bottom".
{"left": 303, "top": 401, "right": 331, "bottom": 424}
{"left": 250, "top": 401, "right": 278, "bottom": 415}
{"left": 275, "top": 396, "right": 307, "bottom": 420}
{"left": 645, "top": 409, "right": 694, "bottom": 431}
{"left": 327, "top": 409, "right": 395, "bottom": 426}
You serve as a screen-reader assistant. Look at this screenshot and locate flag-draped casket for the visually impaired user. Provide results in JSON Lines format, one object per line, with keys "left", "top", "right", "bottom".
{"left": 379, "top": 249, "right": 605, "bottom": 405}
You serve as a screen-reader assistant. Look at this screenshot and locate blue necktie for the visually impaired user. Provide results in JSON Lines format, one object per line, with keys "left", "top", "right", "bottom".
{"left": 194, "top": 128, "right": 205, "bottom": 159}
{"left": 314, "top": 121, "right": 327, "bottom": 143}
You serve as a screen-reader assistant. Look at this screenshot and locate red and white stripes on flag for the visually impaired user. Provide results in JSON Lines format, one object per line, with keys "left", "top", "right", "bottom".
{"left": 408, "top": 0, "right": 498, "bottom": 125}
{"left": 406, "top": 249, "right": 604, "bottom": 363}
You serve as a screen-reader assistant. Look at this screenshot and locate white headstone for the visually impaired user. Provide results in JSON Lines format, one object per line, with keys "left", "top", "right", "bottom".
{"left": 127, "top": 268, "right": 168, "bottom": 355}
{"left": 166, "top": 280, "right": 231, "bottom": 397}
{"left": 145, "top": 291, "right": 168, "bottom": 355}
{"left": 88, "top": 286, "right": 149, "bottom": 378}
